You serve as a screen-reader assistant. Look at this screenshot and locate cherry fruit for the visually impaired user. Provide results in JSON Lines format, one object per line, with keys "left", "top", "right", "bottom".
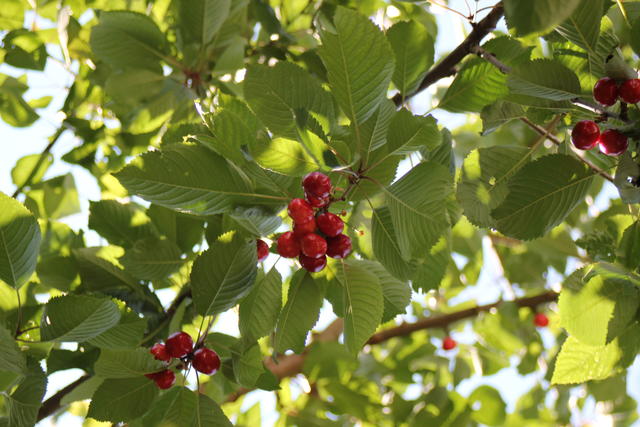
{"left": 288, "top": 198, "right": 314, "bottom": 224}
{"left": 293, "top": 217, "right": 316, "bottom": 238}
{"left": 599, "top": 129, "right": 628, "bottom": 156}
{"left": 442, "top": 336, "right": 457, "bottom": 351}
{"left": 192, "top": 348, "right": 221, "bottom": 375}
{"left": 256, "top": 239, "right": 269, "bottom": 263}
{"left": 571, "top": 120, "right": 600, "bottom": 150}
{"left": 303, "top": 172, "right": 332, "bottom": 198}
{"left": 593, "top": 77, "right": 618, "bottom": 106}
{"left": 300, "top": 233, "right": 328, "bottom": 258}
{"left": 153, "top": 369, "right": 176, "bottom": 389}
{"left": 306, "top": 192, "right": 330, "bottom": 208}
{"left": 277, "top": 231, "right": 301, "bottom": 258}
{"left": 299, "top": 254, "right": 327, "bottom": 273}
{"left": 619, "top": 78, "right": 640, "bottom": 104}
{"left": 150, "top": 343, "right": 171, "bottom": 362}
{"left": 316, "top": 212, "right": 344, "bottom": 237}
{"left": 165, "top": 331, "right": 193, "bottom": 358}
{"left": 534, "top": 313, "right": 549, "bottom": 327}
{"left": 326, "top": 234, "right": 352, "bottom": 259}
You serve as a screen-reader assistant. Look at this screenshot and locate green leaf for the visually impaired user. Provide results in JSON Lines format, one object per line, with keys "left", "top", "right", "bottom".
{"left": 232, "top": 343, "right": 265, "bottom": 387}
{"left": 552, "top": 324, "right": 640, "bottom": 384}
{"left": 140, "top": 387, "right": 197, "bottom": 426}
{"left": 251, "top": 137, "right": 319, "bottom": 177}
{"left": 195, "top": 393, "right": 233, "bottom": 426}
{"left": 386, "top": 109, "right": 441, "bottom": 157}
{"left": 504, "top": 0, "right": 582, "bottom": 36}
{"left": 619, "top": 221, "right": 640, "bottom": 270}
{"left": 88, "top": 200, "right": 157, "bottom": 248}
{"left": 337, "top": 261, "right": 384, "bottom": 354}
{"left": 439, "top": 60, "right": 508, "bottom": 113}
{"left": 0, "top": 74, "right": 38, "bottom": 127}
{"left": 371, "top": 206, "right": 414, "bottom": 281}
{"left": 120, "top": 237, "right": 183, "bottom": 281}
{"left": 24, "top": 173, "right": 80, "bottom": 220}
{"left": 0, "top": 324, "right": 25, "bottom": 374}
{"left": 491, "top": 154, "right": 594, "bottom": 240}
{"left": 319, "top": 6, "right": 394, "bottom": 145}
{"left": 457, "top": 146, "right": 530, "bottom": 228}
{"left": 147, "top": 204, "right": 205, "bottom": 254}
{"left": 11, "top": 153, "right": 53, "bottom": 188}
{"left": 198, "top": 102, "right": 258, "bottom": 164}
{"left": 387, "top": 20, "right": 434, "bottom": 96}
{"left": 412, "top": 234, "right": 450, "bottom": 292}
{"left": 631, "top": 17, "right": 640, "bottom": 56}
{"left": 508, "top": 59, "right": 582, "bottom": 101}
{"left": 239, "top": 267, "right": 282, "bottom": 343}
{"left": 469, "top": 386, "right": 506, "bottom": 426}
{"left": 115, "top": 143, "right": 283, "bottom": 216}
{"left": 6, "top": 360, "right": 46, "bottom": 427}
{"left": 2, "top": 29, "right": 47, "bottom": 71}
{"left": 559, "top": 265, "right": 640, "bottom": 346}
{"left": 614, "top": 152, "right": 640, "bottom": 203}
{"left": 480, "top": 101, "right": 525, "bottom": 135}
{"left": 352, "top": 260, "right": 407, "bottom": 323}
{"left": 274, "top": 270, "right": 324, "bottom": 354}
{"left": 228, "top": 206, "right": 281, "bottom": 237}
{"left": 40, "top": 295, "right": 121, "bottom": 342}
{"left": 385, "top": 161, "right": 453, "bottom": 259}
{"left": 191, "top": 235, "right": 258, "bottom": 316}
{"left": 90, "top": 11, "right": 167, "bottom": 71}
{"left": 94, "top": 348, "right": 164, "bottom": 378}
{"left": 0, "top": 192, "right": 41, "bottom": 288}
{"left": 357, "top": 99, "right": 395, "bottom": 163}
{"left": 87, "top": 376, "right": 159, "bottom": 422}
{"left": 176, "top": 0, "right": 231, "bottom": 46}
{"left": 555, "top": 0, "right": 603, "bottom": 53}
{"left": 87, "top": 303, "right": 147, "bottom": 349}
{"left": 104, "top": 68, "right": 165, "bottom": 105}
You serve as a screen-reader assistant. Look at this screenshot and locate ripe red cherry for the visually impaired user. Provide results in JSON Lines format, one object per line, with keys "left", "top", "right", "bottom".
{"left": 150, "top": 343, "right": 171, "bottom": 362}
{"left": 442, "top": 336, "right": 456, "bottom": 351}
{"left": 303, "top": 172, "right": 332, "bottom": 198}
{"left": 571, "top": 120, "right": 600, "bottom": 150}
{"left": 256, "top": 239, "right": 269, "bottom": 263}
{"left": 293, "top": 217, "right": 316, "bottom": 238}
{"left": 593, "top": 77, "right": 618, "bottom": 106}
{"left": 305, "top": 192, "right": 330, "bottom": 208}
{"left": 326, "top": 234, "right": 352, "bottom": 259}
{"left": 165, "top": 332, "right": 193, "bottom": 358}
{"left": 299, "top": 254, "right": 327, "bottom": 273}
{"left": 288, "top": 198, "right": 314, "bottom": 224}
{"left": 534, "top": 313, "right": 549, "bottom": 327}
{"left": 192, "top": 348, "right": 221, "bottom": 375}
{"left": 277, "top": 231, "right": 301, "bottom": 258}
{"left": 316, "top": 212, "right": 344, "bottom": 237}
{"left": 153, "top": 369, "right": 175, "bottom": 389}
{"left": 619, "top": 79, "right": 640, "bottom": 103}
{"left": 599, "top": 129, "right": 628, "bottom": 156}
{"left": 300, "top": 233, "right": 328, "bottom": 258}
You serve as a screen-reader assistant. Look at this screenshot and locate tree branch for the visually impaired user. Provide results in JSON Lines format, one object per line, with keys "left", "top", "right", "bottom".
{"left": 392, "top": 3, "right": 505, "bottom": 106}
{"left": 37, "top": 375, "right": 90, "bottom": 421}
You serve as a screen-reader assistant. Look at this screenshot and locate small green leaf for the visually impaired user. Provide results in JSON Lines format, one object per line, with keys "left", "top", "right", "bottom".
{"left": 194, "top": 393, "right": 233, "bottom": 426}
{"left": 11, "top": 153, "right": 53, "bottom": 188}
{"left": 176, "top": 0, "right": 231, "bottom": 46}
{"left": 120, "top": 237, "right": 183, "bottom": 281}
{"left": 251, "top": 137, "right": 320, "bottom": 177}
{"left": 89, "top": 200, "right": 157, "bottom": 248}
{"left": 2, "top": 29, "right": 47, "bottom": 71}
{"left": 619, "top": 221, "right": 640, "bottom": 270}
{"left": 6, "top": 360, "right": 46, "bottom": 427}
{"left": 555, "top": 0, "right": 603, "bottom": 54}
{"left": 24, "top": 173, "right": 80, "bottom": 220}
{"left": 228, "top": 206, "right": 281, "bottom": 237}
{"left": 239, "top": 268, "right": 282, "bottom": 343}
{"left": 232, "top": 344, "right": 265, "bottom": 387}
{"left": 386, "top": 109, "right": 441, "bottom": 157}
{"left": 504, "top": 0, "right": 582, "bottom": 36}
{"left": 371, "top": 206, "right": 414, "bottom": 281}
{"left": 87, "top": 304, "right": 147, "bottom": 350}
{"left": 87, "top": 376, "right": 159, "bottom": 422}
{"left": 94, "top": 348, "right": 164, "bottom": 378}
{"left": 480, "top": 101, "right": 525, "bottom": 135}
{"left": 508, "top": 59, "right": 582, "bottom": 101}
{"left": 0, "top": 192, "right": 41, "bottom": 288}
{"left": 0, "top": 324, "right": 25, "bottom": 374}
{"left": 469, "top": 386, "right": 506, "bottom": 426}
{"left": 356, "top": 260, "right": 410, "bottom": 323}
{"left": 387, "top": 20, "right": 434, "bottom": 96}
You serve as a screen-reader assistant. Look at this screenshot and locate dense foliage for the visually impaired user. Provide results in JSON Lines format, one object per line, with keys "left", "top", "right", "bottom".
{"left": 2, "top": 0, "right": 640, "bottom": 425}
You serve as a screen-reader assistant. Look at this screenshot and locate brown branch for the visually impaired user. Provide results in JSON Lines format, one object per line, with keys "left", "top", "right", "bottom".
{"left": 37, "top": 375, "right": 90, "bottom": 421}
{"left": 392, "top": 3, "right": 504, "bottom": 106}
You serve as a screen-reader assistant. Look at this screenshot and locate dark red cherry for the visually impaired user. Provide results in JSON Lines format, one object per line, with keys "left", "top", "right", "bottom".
{"left": 192, "top": 348, "right": 221, "bottom": 375}
{"left": 305, "top": 192, "right": 330, "bottom": 208}
{"left": 326, "top": 234, "right": 352, "bottom": 259}
{"left": 277, "top": 231, "right": 301, "bottom": 258}
{"left": 599, "top": 129, "right": 628, "bottom": 156}
{"left": 288, "top": 198, "right": 314, "bottom": 224}
{"left": 303, "top": 172, "right": 332, "bottom": 198}
{"left": 534, "top": 313, "right": 549, "bottom": 327}
{"left": 153, "top": 369, "right": 175, "bottom": 389}
{"left": 165, "top": 332, "right": 193, "bottom": 358}
{"left": 256, "top": 239, "right": 269, "bottom": 262}
{"left": 593, "top": 77, "right": 618, "bottom": 106}
{"left": 150, "top": 343, "right": 171, "bottom": 362}
{"left": 619, "top": 78, "right": 640, "bottom": 104}
{"left": 316, "top": 212, "right": 344, "bottom": 237}
{"left": 299, "top": 254, "right": 327, "bottom": 273}
{"left": 571, "top": 120, "right": 600, "bottom": 150}
{"left": 293, "top": 217, "right": 316, "bottom": 239}
{"left": 442, "top": 336, "right": 456, "bottom": 350}
{"left": 300, "top": 233, "right": 327, "bottom": 258}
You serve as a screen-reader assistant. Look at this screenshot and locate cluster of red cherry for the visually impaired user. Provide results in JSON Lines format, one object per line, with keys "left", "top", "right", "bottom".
{"left": 571, "top": 77, "right": 639, "bottom": 156}
{"left": 271, "top": 172, "right": 352, "bottom": 273}
{"left": 145, "top": 331, "right": 220, "bottom": 389}
{"left": 440, "top": 312, "right": 549, "bottom": 351}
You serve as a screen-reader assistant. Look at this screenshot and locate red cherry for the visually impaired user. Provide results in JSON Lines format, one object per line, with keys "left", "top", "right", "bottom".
{"left": 165, "top": 332, "right": 193, "bottom": 358}
{"left": 256, "top": 239, "right": 269, "bottom": 263}
{"left": 326, "top": 234, "right": 352, "bottom": 259}
{"left": 300, "top": 233, "right": 327, "bottom": 258}
{"left": 299, "top": 254, "right": 327, "bottom": 273}
{"left": 619, "top": 79, "right": 640, "bottom": 104}
{"left": 288, "top": 198, "right": 314, "bottom": 224}
{"left": 571, "top": 120, "right": 600, "bottom": 150}
{"left": 277, "top": 231, "right": 301, "bottom": 258}
{"left": 593, "top": 77, "right": 619, "bottom": 106}
{"left": 303, "top": 172, "right": 332, "bottom": 198}
{"left": 534, "top": 313, "right": 549, "bottom": 327}
{"left": 153, "top": 369, "right": 175, "bottom": 389}
{"left": 293, "top": 217, "right": 316, "bottom": 239}
{"left": 150, "top": 343, "right": 171, "bottom": 362}
{"left": 192, "top": 348, "right": 221, "bottom": 375}
{"left": 316, "top": 212, "right": 344, "bottom": 237}
{"left": 599, "top": 129, "right": 628, "bottom": 156}
{"left": 305, "top": 192, "right": 330, "bottom": 208}
{"left": 442, "top": 336, "right": 457, "bottom": 351}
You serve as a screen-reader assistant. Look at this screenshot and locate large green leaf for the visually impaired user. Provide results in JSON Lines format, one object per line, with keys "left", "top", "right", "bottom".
{"left": 555, "top": 0, "right": 603, "bottom": 53}
{"left": 90, "top": 11, "right": 167, "bottom": 71}
{"left": 508, "top": 59, "right": 582, "bottom": 101}
{"left": 137, "top": 387, "right": 231, "bottom": 426}
{"left": 120, "top": 237, "right": 183, "bottom": 281}
{"left": 0, "top": 192, "right": 40, "bottom": 288}
{"left": 385, "top": 161, "right": 453, "bottom": 259}
{"left": 387, "top": 20, "right": 434, "bottom": 96}
{"left": 552, "top": 324, "right": 640, "bottom": 384}
{"left": 87, "top": 304, "right": 147, "bottom": 350}
{"left": 274, "top": 270, "right": 324, "bottom": 354}
{"left": 239, "top": 268, "right": 282, "bottom": 343}
{"left": 319, "top": 6, "right": 394, "bottom": 153}
{"left": 5, "top": 361, "right": 46, "bottom": 427}
{"left": 619, "top": 221, "right": 640, "bottom": 270}
{"left": 371, "top": 206, "right": 414, "bottom": 281}
{"left": 469, "top": 385, "right": 506, "bottom": 426}
{"left": 115, "top": 143, "right": 285, "bottom": 216}
{"left": 251, "top": 137, "right": 320, "bottom": 177}
{"left": 457, "top": 146, "right": 530, "bottom": 228}
{"left": 87, "top": 376, "right": 159, "bottom": 422}
{"left": 195, "top": 393, "right": 233, "bottom": 426}
{"left": 94, "top": 348, "right": 164, "bottom": 378}
{"left": 88, "top": 200, "right": 157, "bottom": 248}
{"left": 228, "top": 206, "right": 281, "bottom": 237}
{"left": 350, "top": 260, "right": 406, "bottom": 324}
{"left": 504, "top": 0, "right": 582, "bottom": 36}
{"left": 385, "top": 109, "right": 440, "bottom": 157}
{"left": 491, "top": 154, "right": 594, "bottom": 240}
{"left": 25, "top": 173, "right": 80, "bottom": 220}
{"left": 0, "top": 325, "right": 25, "bottom": 374}
{"left": 40, "top": 295, "right": 121, "bottom": 342}
{"left": 358, "top": 100, "right": 395, "bottom": 163}
{"left": 176, "top": 0, "right": 231, "bottom": 46}
{"left": 191, "top": 235, "right": 257, "bottom": 316}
